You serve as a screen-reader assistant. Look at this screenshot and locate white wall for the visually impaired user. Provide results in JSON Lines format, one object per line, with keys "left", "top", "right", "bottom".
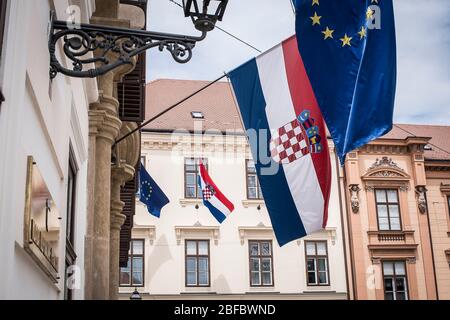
{"left": 0, "top": 0, "right": 95, "bottom": 299}
{"left": 119, "top": 132, "right": 348, "bottom": 298}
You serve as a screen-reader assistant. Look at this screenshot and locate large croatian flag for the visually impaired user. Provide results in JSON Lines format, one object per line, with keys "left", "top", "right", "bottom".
{"left": 229, "top": 36, "right": 331, "bottom": 246}
{"left": 198, "top": 161, "right": 235, "bottom": 223}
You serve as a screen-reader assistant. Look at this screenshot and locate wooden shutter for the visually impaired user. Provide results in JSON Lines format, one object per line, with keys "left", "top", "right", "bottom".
{"left": 117, "top": 53, "right": 146, "bottom": 122}
{"left": 118, "top": 0, "right": 147, "bottom": 267}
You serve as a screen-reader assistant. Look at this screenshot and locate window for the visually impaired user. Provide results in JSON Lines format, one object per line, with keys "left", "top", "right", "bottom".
{"left": 249, "top": 240, "right": 273, "bottom": 287}
{"left": 185, "top": 240, "right": 210, "bottom": 287}
{"left": 246, "top": 160, "right": 263, "bottom": 200}
{"left": 305, "top": 241, "right": 329, "bottom": 286}
{"left": 383, "top": 261, "right": 408, "bottom": 300}
{"left": 64, "top": 149, "right": 78, "bottom": 300}
{"left": 191, "top": 111, "right": 204, "bottom": 119}
{"left": 184, "top": 158, "right": 207, "bottom": 199}
{"left": 375, "top": 189, "right": 402, "bottom": 231}
{"left": 447, "top": 196, "right": 450, "bottom": 219}
{"left": 120, "top": 239, "right": 145, "bottom": 287}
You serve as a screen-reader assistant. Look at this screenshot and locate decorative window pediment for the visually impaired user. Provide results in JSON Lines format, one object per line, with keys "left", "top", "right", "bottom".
{"left": 362, "top": 157, "right": 410, "bottom": 191}
{"left": 175, "top": 222, "right": 220, "bottom": 245}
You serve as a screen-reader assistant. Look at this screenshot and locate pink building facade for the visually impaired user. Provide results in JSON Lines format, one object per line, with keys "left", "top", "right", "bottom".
{"left": 342, "top": 125, "right": 450, "bottom": 300}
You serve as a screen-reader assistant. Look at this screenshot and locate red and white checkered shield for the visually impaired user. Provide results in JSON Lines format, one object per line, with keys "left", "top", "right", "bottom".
{"left": 270, "top": 119, "right": 310, "bottom": 164}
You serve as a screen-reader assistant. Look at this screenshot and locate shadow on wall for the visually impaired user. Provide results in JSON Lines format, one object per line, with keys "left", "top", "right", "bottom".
{"left": 147, "top": 235, "right": 173, "bottom": 284}
{"left": 213, "top": 274, "right": 231, "bottom": 294}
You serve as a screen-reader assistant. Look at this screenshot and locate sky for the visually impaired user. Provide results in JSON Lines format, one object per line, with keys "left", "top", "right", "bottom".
{"left": 146, "top": 0, "right": 450, "bottom": 125}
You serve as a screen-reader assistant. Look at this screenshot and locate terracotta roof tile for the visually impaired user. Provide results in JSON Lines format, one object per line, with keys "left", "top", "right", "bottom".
{"left": 380, "top": 124, "right": 450, "bottom": 160}
{"left": 145, "top": 79, "right": 244, "bottom": 134}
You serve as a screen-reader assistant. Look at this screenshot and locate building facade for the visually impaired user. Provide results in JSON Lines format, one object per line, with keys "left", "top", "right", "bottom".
{"left": 342, "top": 124, "right": 450, "bottom": 300}
{"left": 0, "top": 0, "right": 145, "bottom": 300}
{"left": 118, "top": 79, "right": 349, "bottom": 299}
{"left": 0, "top": 0, "right": 97, "bottom": 299}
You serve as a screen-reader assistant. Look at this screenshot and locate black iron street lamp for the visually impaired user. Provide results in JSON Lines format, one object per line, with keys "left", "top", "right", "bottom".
{"left": 183, "top": 0, "right": 228, "bottom": 32}
{"left": 48, "top": 0, "right": 228, "bottom": 79}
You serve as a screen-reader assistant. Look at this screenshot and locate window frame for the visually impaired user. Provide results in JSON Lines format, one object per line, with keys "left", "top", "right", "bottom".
{"left": 246, "top": 159, "right": 263, "bottom": 200}
{"left": 447, "top": 196, "right": 450, "bottom": 220}
{"left": 185, "top": 239, "right": 211, "bottom": 287}
{"left": 64, "top": 147, "right": 78, "bottom": 300}
{"left": 119, "top": 239, "right": 145, "bottom": 288}
{"left": 382, "top": 260, "right": 409, "bottom": 300}
{"left": 375, "top": 189, "right": 403, "bottom": 231}
{"left": 140, "top": 155, "right": 146, "bottom": 168}
{"left": 248, "top": 240, "right": 274, "bottom": 287}
{"left": 304, "top": 240, "right": 330, "bottom": 287}
{"left": 184, "top": 158, "right": 208, "bottom": 199}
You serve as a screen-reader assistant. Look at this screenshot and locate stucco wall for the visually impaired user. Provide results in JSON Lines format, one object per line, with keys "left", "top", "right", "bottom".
{"left": 118, "top": 132, "right": 348, "bottom": 299}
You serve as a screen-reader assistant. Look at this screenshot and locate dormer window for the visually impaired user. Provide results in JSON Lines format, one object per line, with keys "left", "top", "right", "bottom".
{"left": 191, "top": 111, "right": 204, "bottom": 119}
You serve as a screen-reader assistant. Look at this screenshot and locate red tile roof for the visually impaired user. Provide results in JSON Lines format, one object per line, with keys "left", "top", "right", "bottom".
{"left": 380, "top": 124, "right": 450, "bottom": 160}
{"left": 144, "top": 79, "right": 243, "bottom": 134}
{"left": 145, "top": 79, "right": 450, "bottom": 160}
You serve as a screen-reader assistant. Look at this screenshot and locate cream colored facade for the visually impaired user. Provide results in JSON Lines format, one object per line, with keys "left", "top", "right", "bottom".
{"left": 118, "top": 131, "right": 349, "bottom": 300}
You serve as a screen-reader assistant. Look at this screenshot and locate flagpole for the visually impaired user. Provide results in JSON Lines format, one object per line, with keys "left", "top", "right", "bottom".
{"left": 114, "top": 73, "right": 228, "bottom": 146}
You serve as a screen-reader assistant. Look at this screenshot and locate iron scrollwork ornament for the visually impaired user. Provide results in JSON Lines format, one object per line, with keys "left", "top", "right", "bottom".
{"left": 48, "top": 12, "right": 206, "bottom": 79}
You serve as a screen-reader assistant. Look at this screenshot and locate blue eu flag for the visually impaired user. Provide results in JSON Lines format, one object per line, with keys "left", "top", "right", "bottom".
{"left": 294, "top": 0, "right": 397, "bottom": 163}
{"left": 138, "top": 164, "right": 169, "bottom": 218}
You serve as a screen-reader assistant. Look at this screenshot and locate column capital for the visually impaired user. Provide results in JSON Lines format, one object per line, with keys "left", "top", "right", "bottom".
{"left": 90, "top": 94, "right": 120, "bottom": 116}
{"left": 89, "top": 110, "right": 122, "bottom": 144}
{"left": 111, "top": 163, "right": 135, "bottom": 187}
{"left": 111, "top": 200, "right": 126, "bottom": 231}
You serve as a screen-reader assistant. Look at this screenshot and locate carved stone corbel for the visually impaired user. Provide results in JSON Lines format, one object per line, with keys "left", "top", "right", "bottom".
{"left": 349, "top": 184, "right": 361, "bottom": 213}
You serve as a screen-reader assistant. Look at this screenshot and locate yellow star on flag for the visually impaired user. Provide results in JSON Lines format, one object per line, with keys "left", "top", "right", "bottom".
{"left": 366, "top": 7, "right": 374, "bottom": 20}
{"left": 312, "top": 0, "right": 320, "bottom": 6}
{"left": 340, "top": 33, "right": 352, "bottom": 47}
{"left": 310, "top": 12, "right": 322, "bottom": 26}
{"left": 322, "top": 27, "right": 334, "bottom": 40}
{"left": 358, "top": 26, "right": 367, "bottom": 39}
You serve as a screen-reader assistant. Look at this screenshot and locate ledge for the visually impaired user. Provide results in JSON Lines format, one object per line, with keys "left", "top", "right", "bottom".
{"left": 238, "top": 225, "right": 274, "bottom": 245}
{"left": 175, "top": 224, "right": 220, "bottom": 245}
{"left": 242, "top": 199, "right": 265, "bottom": 208}
{"left": 132, "top": 224, "right": 156, "bottom": 245}
{"left": 179, "top": 198, "right": 203, "bottom": 207}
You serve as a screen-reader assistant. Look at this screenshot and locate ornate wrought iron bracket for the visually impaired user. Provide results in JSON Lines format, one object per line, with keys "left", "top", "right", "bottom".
{"left": 48, "top": 11, "right": 206, "bottom": 79}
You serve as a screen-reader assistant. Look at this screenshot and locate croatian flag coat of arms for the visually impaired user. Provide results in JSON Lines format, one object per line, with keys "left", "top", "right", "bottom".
{"left": 198, "top": 161, "right": 235, "bottom": 223}
{"left": 229, "top": 36, "right": 331, "bottom": 246}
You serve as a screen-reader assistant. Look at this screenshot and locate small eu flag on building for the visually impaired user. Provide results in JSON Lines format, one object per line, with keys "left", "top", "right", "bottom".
{"left": 138, "top": 163, "right": 170, "bottom": 218}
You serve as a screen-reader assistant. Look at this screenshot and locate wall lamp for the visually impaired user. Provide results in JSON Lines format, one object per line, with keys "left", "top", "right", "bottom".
{"left": 49, "top": 0, "right": 228, "bottom": 79}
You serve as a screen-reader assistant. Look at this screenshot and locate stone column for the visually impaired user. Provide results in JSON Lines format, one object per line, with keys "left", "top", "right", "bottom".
{"left": 84, "top": 0, "right": 140, "bottom": 300}
{"left": 85, "top": 105, "right": 122, "bottom": 299}
{"left": 109, "top": 163, "right": 134, "bottom": 300}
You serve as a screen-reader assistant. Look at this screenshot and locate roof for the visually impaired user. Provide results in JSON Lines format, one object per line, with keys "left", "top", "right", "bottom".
{"left": 144, "top": 79, "right": 244, "bottom": 134}
{"left": 145, "top": 79, "right": 450, "bottom": 160}
{"left": 380, "top": 124, "right": 450, "bottom": 160}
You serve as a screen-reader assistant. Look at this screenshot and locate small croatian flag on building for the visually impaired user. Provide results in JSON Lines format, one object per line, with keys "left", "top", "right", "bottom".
{"left": 229, "top": 36, "right": 331, "bottom": 246}
{"left": 197, "top": 161, "right": 235, "bottom": 223}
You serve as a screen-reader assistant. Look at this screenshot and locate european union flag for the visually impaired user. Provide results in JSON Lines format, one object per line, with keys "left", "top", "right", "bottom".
{"left": 294, "top": 0, "right": 397, "bottom": 163}
{"left": 138, "top": 163, "right": 170, "bottom": 218}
